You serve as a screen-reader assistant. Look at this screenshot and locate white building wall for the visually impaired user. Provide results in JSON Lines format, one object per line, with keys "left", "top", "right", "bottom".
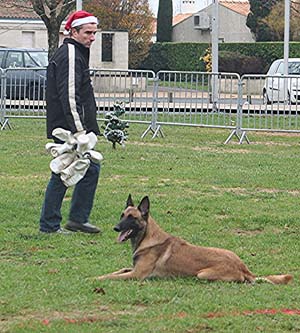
{"left": 0, "top": 21, "right": 47, "bottom": 48}
{"left": 172, "top": 4, "right": 253, "bottom": 43}
{"left": 172, "top": 16, "right": 211, "bottom": 43}
{"left": 0, "top": 20, "right": 128, "bottom": 69}
{"left": 92, "top": 31, "right": 128, "bottom": 70}
{"left": 218, "top": 5, "right": 252, "bottom": 42}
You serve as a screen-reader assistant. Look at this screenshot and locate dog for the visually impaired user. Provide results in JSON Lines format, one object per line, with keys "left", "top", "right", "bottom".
{"left": 97, "top": 195, "right": 293, "bottom": 284}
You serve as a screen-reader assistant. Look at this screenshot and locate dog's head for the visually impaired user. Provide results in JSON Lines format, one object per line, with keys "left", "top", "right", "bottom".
{"left": 114, "top": 194, "right": 149, "bottom": 243}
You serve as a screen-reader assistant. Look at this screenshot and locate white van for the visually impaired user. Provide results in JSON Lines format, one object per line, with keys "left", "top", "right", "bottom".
{"left": 263, "top": 58, "right": 300, "bottom": 104}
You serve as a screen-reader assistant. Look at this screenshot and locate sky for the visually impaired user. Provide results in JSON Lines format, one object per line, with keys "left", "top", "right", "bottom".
{"left": 148, "top": 0, "right": 181, "bottom": 16}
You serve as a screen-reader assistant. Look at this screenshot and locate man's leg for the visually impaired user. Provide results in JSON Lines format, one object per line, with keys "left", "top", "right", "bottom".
{"left": 40, "top": 172, "right": 67, "bottom": 232}
{"left": 66, "top": 161, "right": 101, "bottom": 233}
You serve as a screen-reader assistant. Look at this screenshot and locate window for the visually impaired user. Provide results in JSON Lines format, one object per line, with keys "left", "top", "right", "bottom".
{"left": 24, "top": 52, "right": 37, "bottom": 67}
{"left": 102, "top": 33, "right": 113, "bottom": 62}
{"left": 28, "top": 51, "right": 48, "bottom": 67}
{"left": 6, "top": 51, "right": 24, "bottom": 68}
{"left": 22, "top": 31, "right": 35, "bottom": 48}
{"left": 0, "top": 50, "right": 5, "bottom": 68}
{"left": 288, "top": 62, "right": 300, "bottom": 75}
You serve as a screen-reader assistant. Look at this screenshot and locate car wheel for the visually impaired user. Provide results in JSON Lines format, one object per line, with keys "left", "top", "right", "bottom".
{"left": 263, "top": 90, "right": 271, "bottom": 105}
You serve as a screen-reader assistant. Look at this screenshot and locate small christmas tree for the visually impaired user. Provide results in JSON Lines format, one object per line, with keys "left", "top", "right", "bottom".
{"left": 102, "top": 101, "right": 129, "bottom": 149}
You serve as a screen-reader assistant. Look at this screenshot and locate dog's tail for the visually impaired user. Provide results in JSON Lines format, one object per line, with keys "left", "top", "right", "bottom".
{"left": 255, "top": 274, "right": 293, "bottom": 285}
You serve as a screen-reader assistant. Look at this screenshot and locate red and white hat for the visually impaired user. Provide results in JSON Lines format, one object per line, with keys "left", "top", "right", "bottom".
{"left": 64, "top": 10, "right": 98, "bottom": 35}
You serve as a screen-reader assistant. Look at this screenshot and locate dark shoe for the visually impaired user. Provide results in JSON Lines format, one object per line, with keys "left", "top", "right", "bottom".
{"left": 65, "top": 221, "right": 101, "bottom": 234}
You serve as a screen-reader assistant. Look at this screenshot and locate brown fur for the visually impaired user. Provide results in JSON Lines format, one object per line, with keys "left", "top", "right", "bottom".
{"left": 97, "top": 195, "right": 293, "bottom": 285}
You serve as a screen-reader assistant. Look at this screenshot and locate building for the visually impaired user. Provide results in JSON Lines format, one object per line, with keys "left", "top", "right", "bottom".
{"left": 172, "top": 0, "right": 253, "bottom": 43}
{"left": 0, "top": 3, "right": 129, "bottom": 69}
{"left": 178, "top": 0, "right": 212, "bottom": 14}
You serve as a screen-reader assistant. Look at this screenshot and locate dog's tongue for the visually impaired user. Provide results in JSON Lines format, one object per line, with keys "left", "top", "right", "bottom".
{"left": 117, "top": 230, "right": 131, "bottom": 242}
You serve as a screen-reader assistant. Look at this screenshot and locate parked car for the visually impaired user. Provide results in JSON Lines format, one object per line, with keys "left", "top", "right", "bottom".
{"left": 0, "top": 48, "right": 48, "bottom": 100}
{"left": 263, "top": 58, "right": 300, "bottom": 104}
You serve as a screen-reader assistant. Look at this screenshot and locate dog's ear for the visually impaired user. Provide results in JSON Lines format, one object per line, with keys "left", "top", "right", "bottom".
{"left": 138, "top": 196, "right": 150, "bottom": 220}
{"left": 126, "top": 194, "right": 134, "bottom": 208}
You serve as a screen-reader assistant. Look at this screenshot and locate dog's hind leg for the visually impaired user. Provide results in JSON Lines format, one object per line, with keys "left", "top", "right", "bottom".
{"left": 196, "top": 268, "right": 248, "bottom": 283}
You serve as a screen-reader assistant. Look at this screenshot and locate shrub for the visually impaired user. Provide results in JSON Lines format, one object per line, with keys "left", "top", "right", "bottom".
{"left": 140, "top": 42, "right": 207, "bottom": 72}
{"left": 139, "top": 42, "right": 300, "bottom": 75}
{"left": 219, "top": 51, "right": 265, "bottom": 75}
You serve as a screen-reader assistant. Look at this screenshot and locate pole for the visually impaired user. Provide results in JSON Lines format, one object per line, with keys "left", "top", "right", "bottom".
{"left": 211, "top": 0, "right": 219, "bottom": 106}
{"left": 283, "top": 0, "right": 290, "bottom": 75}
{"left": 211, "top": 0, "right": 218, "bottom": 73}
{"left": 76, "top": 0, "right": 82, "bottom": 10}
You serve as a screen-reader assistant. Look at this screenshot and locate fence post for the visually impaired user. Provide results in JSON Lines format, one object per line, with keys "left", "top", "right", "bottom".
{"left": 0, "top": 69, "right": 11, "bottom": 130}
{"left": 224, "top": 74, "right": 249, "bottom": 144}
{"left": 141, "top": 73, "right": 164, "bottom": 139}
{"left": 0, "top": 69, "right": 4, "bottom": 127}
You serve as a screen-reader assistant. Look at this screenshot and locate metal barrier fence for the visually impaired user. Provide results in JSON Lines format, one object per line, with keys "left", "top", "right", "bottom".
{"left": 90, "top": 69, "right": 156, "bottom": 134}
{"left": 154, "top": 71, "right": 239, "bottom": 139}
{"left": 2, "top": 67, "right": 300, "bottom": 143}
{"left": 240, "top": 74, "right": 300, "bottom": 132}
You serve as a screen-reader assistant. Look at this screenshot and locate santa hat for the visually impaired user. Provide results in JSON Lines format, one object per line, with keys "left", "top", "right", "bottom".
{"left": 64, "top": 10, "right": 98, "bottom": 35}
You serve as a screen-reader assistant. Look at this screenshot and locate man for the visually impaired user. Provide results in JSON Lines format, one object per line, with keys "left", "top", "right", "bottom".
{"left": 40, "top": 10, "right": 101, "bottom": 234}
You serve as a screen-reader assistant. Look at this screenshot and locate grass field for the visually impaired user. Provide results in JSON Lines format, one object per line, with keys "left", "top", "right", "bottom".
{"left": 0, "top": 119, "right": 300, "bottom": 332}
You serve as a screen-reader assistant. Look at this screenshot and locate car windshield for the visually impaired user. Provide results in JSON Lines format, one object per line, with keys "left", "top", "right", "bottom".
{"left": 289, "top": 62, "right": 300, "bottom": 75}
{"left": 28, "top": 51, "right": 48, "bottom": 67}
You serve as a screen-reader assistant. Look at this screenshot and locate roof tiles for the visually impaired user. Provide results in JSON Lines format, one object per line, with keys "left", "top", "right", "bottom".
{"left": 0, "top": 1, "right": 39, "bottom": 20}
{"left": 220, "top": 0, "right": 250, "bottom": 17}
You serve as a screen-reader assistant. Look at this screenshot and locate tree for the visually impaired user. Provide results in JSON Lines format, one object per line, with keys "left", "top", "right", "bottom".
{"left": 4, "top": 0, "right": 153, "bottom": 67}
{"left": 32, "top": 0, "right": 75, "bottom": 58}
{"left": 84, "top": 0, "right": 153, "bottom": 68}
{"left": 263, "top": 0, "right": 300, "bottom": 41}
{"left": 246, "top": 0, "right": 279, "bottom": 41}
{"left": 291, "top": 0, "right": 300, "bottom": 38}
{"left": 102, "top": 101, "right": 129, "bottom": 149}
{"left": 156, "top": 0, "right": 173, "bottom": 42}
{"left": 4, "top": 0, "right": 75, "bottom": 59}
{"left": 263, "top": 1, "right": 285, "bottom": 40}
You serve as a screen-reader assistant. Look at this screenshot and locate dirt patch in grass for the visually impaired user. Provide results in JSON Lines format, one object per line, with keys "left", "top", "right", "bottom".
{"left": 233, "top": 228, "right": 264, "bottom": 236}
{"left": 129, "top": 141, "right": 168, "bottom": 148}
{"left": 253, "top": 141, "right": 295, "bottom": 147}
{"left": 0, "top": 306, "right": 146, "bottom": 331}
{"left": 211, "top": 186, "right": 300, "bottom": 197}
{"left": 204, "top": 308, "right": 300, "bottom": 319}
{"left": 257, "top": 132, "right": 300, "bottom": 138}
{"left": 108, "top": 175, "right": 123, "bottom": 181}
{"left": 192, "top": 146, "right": 251, "bottom": 154}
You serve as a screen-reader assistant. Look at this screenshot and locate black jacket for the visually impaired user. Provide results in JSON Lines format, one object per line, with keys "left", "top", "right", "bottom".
{"left": 46, "top": 38, "right": 100, "bottom": 139}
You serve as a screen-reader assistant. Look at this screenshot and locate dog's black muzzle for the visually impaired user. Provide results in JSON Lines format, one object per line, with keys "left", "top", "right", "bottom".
{"left": 114, "top": 225, "right": 121, "bottom": 232}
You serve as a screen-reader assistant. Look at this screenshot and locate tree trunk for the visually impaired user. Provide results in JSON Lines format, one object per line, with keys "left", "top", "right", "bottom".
{"left": 47, "top": 25, "right": 61, "bottom": 59}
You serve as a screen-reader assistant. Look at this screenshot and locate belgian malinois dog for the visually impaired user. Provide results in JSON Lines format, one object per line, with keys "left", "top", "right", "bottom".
{"left": 97, "top": 195, "right": 293, "bottom": 284}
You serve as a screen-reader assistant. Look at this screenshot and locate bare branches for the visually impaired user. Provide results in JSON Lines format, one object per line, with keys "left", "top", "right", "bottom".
{"left": 85, "top": 0, "right": 153, "bottom": 68}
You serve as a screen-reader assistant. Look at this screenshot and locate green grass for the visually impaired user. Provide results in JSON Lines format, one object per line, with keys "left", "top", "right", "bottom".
{"left": 0, "top": 119, "right": 300, "bottom": 332}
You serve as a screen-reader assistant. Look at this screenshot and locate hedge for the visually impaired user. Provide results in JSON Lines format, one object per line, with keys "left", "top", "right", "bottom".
{"left": 139, "top": 42, "right": 300, "bottom": 74}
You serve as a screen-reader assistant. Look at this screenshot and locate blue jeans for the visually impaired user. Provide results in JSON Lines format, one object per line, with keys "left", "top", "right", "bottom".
{"left": 39, "top": 161, "right": 100, "bottom": 232}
